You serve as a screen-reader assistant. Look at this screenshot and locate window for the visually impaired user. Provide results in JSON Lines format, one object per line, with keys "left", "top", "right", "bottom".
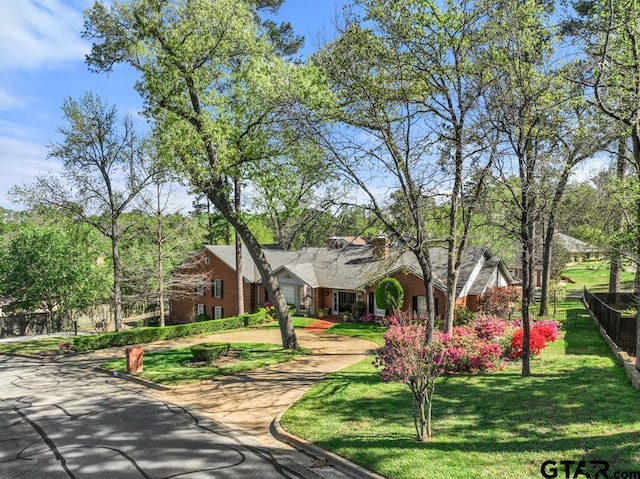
{"left": 212, "top": 279, "right": 224, "bottom": 298}
{"left": 281, "top": 284, "right": 296, "bottom": 304}
{"left": 196, "top": 304, "right": 206, "bottom": 316}
{"left": 214, "top": 306, "right": 223, "bottom": 319}
{"left": 195, "top": 283, "right": 205, "bottom": 296}
{"left": 335, "top": 291, "right": 357, "bottom": 314}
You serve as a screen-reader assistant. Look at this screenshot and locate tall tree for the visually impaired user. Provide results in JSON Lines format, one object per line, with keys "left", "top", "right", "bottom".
{"left": 84, "top": 0, "right": 325, "bottom": 349}
{"left": 484, "top": 0, "right": 563, "bottom": 376}
{"left": 359, "top": 0, "right": 496, "bottom": 333}
{"left": 568, "top": 0, "right": 640, "bottom": 368}
{"left": 11, "top": 92, "right": 154, "bottom": 331}
{"left": 313, "top": 0, "right": 494, "bottom": 340}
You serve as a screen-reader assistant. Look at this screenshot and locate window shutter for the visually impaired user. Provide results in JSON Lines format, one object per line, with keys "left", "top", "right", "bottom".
{"left": 412, "top": 296, "right": 418, "bottom": 314}
{"left": 220, "top": 279, "right": 224, "bottom": 298}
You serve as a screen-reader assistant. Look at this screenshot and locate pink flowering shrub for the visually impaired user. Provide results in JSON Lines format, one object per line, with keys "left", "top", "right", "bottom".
{"left": 436, "top": 315, "right": 510, "bottom": 374}
{"left": 479, "top": 285, "right": 521, "bottom": 316}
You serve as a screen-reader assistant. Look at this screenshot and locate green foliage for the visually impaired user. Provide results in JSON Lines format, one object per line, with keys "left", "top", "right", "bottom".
{"left": 351, "top": 300, "right": 367, "bottom": 320}
{"left": 0, "top": 224, "right": 109, "bottom": 319}
{"left": 190, "top": 342, "right": 231, "bottom": 363}
{"left": 72, "top": 309, "right": 267, "bottom": 351}
{"left": 453, "top": 305, "right": 478, "bottom": 326}
{"left": 375, "top": 278, "right": 404, "bottom": 311}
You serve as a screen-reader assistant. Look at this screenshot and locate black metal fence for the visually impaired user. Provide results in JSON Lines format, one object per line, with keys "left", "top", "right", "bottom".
{"left": 583, "top": 288, "right": 637, "bottom": 356}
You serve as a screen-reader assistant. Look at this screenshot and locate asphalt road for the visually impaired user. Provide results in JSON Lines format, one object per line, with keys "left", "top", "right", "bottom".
{"left": 0, "top": 354, "right": 325, "bottom": 479}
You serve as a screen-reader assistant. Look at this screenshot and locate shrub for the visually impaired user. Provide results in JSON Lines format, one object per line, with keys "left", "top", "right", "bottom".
{"left": 454, "top": 305, "right": 477, "bottom": 326}
{"left": 479, "top": 285, "right": 520, "bottom": 317}
{"left": 507, "top": 320, "right": 561, "bottom": 359}
{"left": 375, "top": 278, "right": 404, "bottom": 311}
{"left": 71, "top": 309, "right": 267, "bottom": 352}
{"left": 190, "top": 342, "right": 230, "bottom": 364}
{"left": 352, "top": 300, "right": 367, "bottom": 320}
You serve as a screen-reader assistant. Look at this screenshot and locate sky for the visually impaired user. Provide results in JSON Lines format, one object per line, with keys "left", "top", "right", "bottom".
{"left": 0, "top": 0, "right": 345, "bottom": 211}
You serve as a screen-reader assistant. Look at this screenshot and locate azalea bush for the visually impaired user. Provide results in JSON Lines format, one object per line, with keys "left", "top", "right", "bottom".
{"left": 507, "top": 320, "right": 561, "bottom": 359}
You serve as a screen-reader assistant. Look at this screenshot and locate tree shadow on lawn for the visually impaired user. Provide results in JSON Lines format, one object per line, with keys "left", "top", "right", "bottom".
{"left": 289, "top": 359, "right": 640, "bottom": 472}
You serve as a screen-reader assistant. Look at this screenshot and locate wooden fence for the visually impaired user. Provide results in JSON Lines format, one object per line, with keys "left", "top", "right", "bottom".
{"left": 583, "top": 288, "right": 637, "bottom": 356}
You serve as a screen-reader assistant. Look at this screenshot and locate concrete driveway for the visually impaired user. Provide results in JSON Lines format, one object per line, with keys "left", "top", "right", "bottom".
{"left": 0, "top": 324, "right": 378, "bottom": 478}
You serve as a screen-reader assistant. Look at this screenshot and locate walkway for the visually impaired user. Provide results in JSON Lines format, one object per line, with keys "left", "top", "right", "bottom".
{"left": 59, "top": 321, "right": 377, "bottom": 449}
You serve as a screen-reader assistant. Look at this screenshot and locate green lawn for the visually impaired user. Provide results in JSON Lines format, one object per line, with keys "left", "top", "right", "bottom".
{"left": 283, "top": 304, "right": 640, "bottom": 479}
{"left": 0, "top": 336, "right": 71, "bottom": 355}
{"left": 262, "top": 317, "right": 319, "bottom": 329}
{"left": 326, "top": 321, "right": 386, "bottom": 346}
{"left": 101, "top": 342, "right": 309, "bottom": 385}
{"left": 561, "top": 261, "right": 635, "bottom": 293}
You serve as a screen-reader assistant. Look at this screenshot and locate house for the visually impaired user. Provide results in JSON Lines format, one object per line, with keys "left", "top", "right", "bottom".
{"left": 555, "top": 232, "right": 602, "bottom": 262}
{"left": 170, "top": 238, "right": 516, "bottom": 322}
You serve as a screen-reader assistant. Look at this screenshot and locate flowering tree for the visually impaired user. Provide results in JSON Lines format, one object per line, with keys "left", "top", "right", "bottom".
{"left": 375, "top": 313, "right": 560, "bottom": 441}
{"left": 375, "top": 314, "right": 443, "bottom": 441}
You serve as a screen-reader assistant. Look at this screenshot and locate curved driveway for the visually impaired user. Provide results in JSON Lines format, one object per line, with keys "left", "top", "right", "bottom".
{"left": 151, "top": 328, "right": 377, "bottom": 447}
{"left": 0, "top": 325, "right": 377, "bottom": 478}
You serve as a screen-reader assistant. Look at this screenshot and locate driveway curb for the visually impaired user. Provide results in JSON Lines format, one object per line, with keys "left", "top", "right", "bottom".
{"left": 271, "top": 412, "right": 387, "bottom": 479}
{"left": 94, "top": 366, "right": 170, "bottom": 391}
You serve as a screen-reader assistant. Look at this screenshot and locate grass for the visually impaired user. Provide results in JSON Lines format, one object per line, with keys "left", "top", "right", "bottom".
{"left": 326, "top": 321, "right": 386, "bottom": 346}
{"left": 0, "top": 336, "right": 71, "bottom": 355}
{"left": 560, "top": 261, "right": 635, "bottom": 292}
{"left": 101, "top": 342, "right": 309, "bottom": 385}
{"left": 282, "top": 302, "right": 640, "bottom": 479}
{"left": 262, "top": 316, "right": 319, "bottom": 329}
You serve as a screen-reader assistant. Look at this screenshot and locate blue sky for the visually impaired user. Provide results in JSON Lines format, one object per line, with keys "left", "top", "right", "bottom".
{"left": 0, "top": 0, "right": 345, "bottom": 211}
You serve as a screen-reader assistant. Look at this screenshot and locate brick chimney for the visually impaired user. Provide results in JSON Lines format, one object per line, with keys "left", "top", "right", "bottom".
{"left": 372, "top": 234, "right": 390, "bottom": 259}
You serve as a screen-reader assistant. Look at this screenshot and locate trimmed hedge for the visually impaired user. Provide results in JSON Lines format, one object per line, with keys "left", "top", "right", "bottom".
{"left": 190, "top": 342, "right": 231, "bottom": 363}
{"left": 72, "top": 309, "right": 268, "bottom": 352}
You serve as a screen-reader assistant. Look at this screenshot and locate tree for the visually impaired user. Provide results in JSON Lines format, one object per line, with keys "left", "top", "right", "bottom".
{"left": 0, "top": 224, "right": 110, "bottom": 329}
{"left": 568, "top": 0, "right": 640, "bottom": 367}
{"left": 124, "top": 172, "right": 207, "bottom": 327}
{"left": 483, "top": 0, "right": 565, "bottom": 376}
{"left": 11, "top": 93, "right": 154, "bottom": 331}
{"left": 83, "top": 0, "right": 326, "bottom": 349}
{"left": 312, "top": 0, "right": 497, "bottom": 341}
{"left": 375, "top": 315, "right": 443, "bottom": 441}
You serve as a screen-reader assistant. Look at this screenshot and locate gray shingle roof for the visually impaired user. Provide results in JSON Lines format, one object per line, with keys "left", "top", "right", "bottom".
{"left": 204, "top": 244, "right": 504, "bottom": 295}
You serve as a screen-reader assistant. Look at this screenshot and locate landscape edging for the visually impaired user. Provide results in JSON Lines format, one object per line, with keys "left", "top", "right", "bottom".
{"left": 271, "top": 412, "right": 388, "bottom": 479}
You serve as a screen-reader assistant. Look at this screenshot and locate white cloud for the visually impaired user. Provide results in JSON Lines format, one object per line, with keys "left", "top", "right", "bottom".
{"left": 0, "top": 86, "right": 31, "bottom": 110}
{"left": 0, "top": 0, "right": 89, "bottom": 72}
{"left": 0, "top": 120, "right": 61, "bottom": 209}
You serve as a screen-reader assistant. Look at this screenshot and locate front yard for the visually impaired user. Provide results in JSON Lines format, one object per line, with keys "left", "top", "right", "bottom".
{"left": 282, "top": 303, "right": 640, "bottom": 479}
{"left": 101, "top": 342, "right": 309, "bottom": 385}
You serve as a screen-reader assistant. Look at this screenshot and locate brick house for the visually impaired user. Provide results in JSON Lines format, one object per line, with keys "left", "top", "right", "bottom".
{"left": 170, "top": 237, "right": 515, "bottom": 322}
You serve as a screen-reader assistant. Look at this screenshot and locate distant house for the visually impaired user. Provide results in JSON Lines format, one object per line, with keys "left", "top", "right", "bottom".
{"left": 170, "top": 238, "right": 516, "bottom": 322}
{"left": 555, "top": 232, "right": 602, "bottom": 262}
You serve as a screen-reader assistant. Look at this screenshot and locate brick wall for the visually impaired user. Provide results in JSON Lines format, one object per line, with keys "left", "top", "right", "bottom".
{"left": 170, "top": 249, "right": 259, "bottom": 322}
{"left": 365, "top": 271, "right": 447, "bottom": 317}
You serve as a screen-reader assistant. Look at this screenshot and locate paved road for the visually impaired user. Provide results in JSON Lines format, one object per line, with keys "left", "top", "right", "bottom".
{"left": 0, "top": 354, "right": 328, "bottom": 479}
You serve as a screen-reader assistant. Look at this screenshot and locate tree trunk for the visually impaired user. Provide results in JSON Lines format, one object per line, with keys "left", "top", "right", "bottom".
{"left": 610, "top": 137, "right": 627, "bottom": 293}
{"left": 538, "top": 225, "right": 553, "bottom": 317}
{"left": 235, "top": 177, "right": 244, "bottom": 316}
{"left": 157, "top": 183, "right": 166, "bottom": 328}
{"left": 630, "top": 126, "right": 640, "bottom": 371}
{"left": 111, "top": 224, "right": 123, "bottom": 332}
{"left": 208, "top": 185, "right": 298, "bottom": 349}
{"left": 520, "top": 201, "right": 536, "bottom": 377}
